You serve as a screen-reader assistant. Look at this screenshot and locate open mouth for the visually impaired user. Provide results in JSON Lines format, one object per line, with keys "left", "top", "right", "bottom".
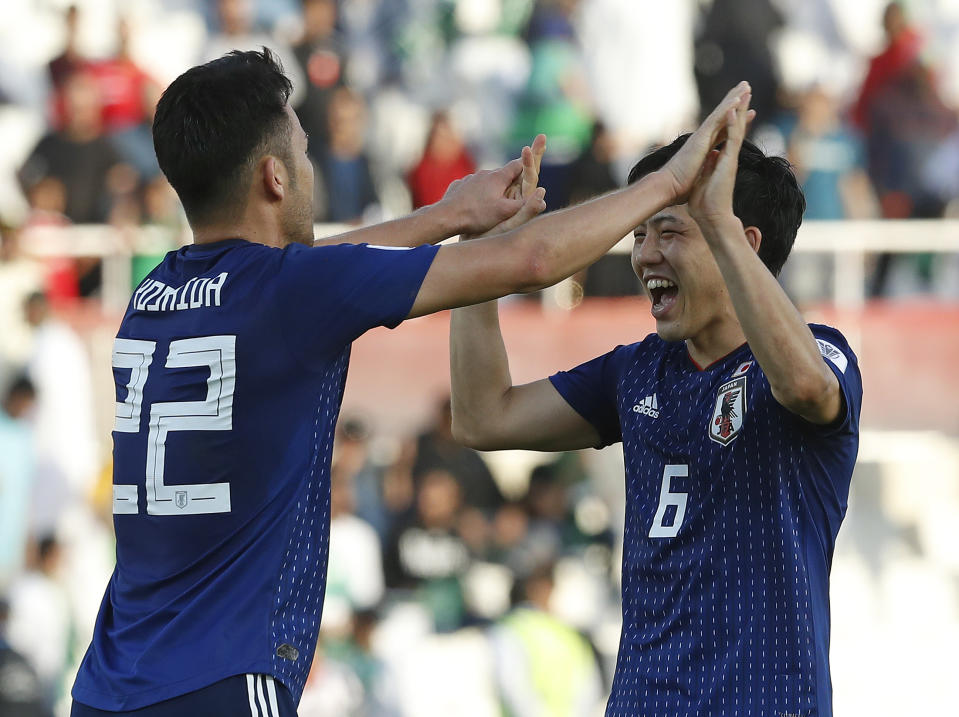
{"left": 646, "top": 278, "right": 679, "bottom": 318}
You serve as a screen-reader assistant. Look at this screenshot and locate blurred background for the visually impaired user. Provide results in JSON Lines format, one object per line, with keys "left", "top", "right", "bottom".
{"left": 0, "top": 0, "right": 958, "bottom": 715}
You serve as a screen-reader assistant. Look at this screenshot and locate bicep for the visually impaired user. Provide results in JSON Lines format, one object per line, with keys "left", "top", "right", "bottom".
{"left": 773, "top": 361, "right": 843, "bottom": 426}
{"left": 408, "top": 238, "right": 536, "bottom": 319}
{"left": 459, "top": 378, "right": 603, "bottom": 452}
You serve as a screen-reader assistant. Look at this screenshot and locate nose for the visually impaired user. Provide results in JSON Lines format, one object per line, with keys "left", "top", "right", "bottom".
{"left": 633, "top": 232, "right": 663, "bottom": 273}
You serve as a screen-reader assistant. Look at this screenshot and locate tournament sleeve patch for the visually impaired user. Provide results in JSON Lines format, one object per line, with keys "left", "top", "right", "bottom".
{"left": 816, "top": 339, "right": 848, "bottom": 374}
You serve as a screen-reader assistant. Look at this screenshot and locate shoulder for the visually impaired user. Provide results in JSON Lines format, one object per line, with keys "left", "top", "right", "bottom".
{"left": 808, "top": 323, "right": 858, "bottom": 375}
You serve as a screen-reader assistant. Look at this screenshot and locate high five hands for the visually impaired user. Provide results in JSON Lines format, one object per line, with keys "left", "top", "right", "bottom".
{"left": 466, "top": 134, "right": 548, "bottom": 240}
{"left": 687, "top": 86, "right": 754, "bottom": 231}
{"left": 662, "top": 81, "right": 756, "bottom": 207}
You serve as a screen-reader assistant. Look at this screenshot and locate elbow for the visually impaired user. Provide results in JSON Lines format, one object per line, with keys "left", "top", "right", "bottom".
{"left": 449, "top": 416, "right": 474, "bottom": 447}
{"left": 772, "top": 369, "right": 837, "bottom": 420}
{"left": 450, "top": 413, "right": 486, "bottom": 450}
{"left": 517, "top": 235, "right": 555, "bottom": 292}
{"left": 450, "top": 413, "right": 502, "bottom": 451}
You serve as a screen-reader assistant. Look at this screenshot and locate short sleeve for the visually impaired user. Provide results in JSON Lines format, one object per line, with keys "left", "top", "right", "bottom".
{"left": 549, "top": 347, "right": 626, "bottom": 448}
{"left": 806, "top": 324, "right": 863, "bottom": 438}
{"left": 274, "top": 242, "right": 438, "bottom": 366}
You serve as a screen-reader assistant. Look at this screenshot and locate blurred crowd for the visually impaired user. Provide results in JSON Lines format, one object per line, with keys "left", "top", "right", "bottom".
{"left": 3, "top": 0, "right": 959, "bottom": 715}
{"left": 0, "top": 0, "right": 957, "bottom": 304}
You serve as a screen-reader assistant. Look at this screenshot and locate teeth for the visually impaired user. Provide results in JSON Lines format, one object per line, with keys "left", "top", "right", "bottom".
{"left": 646, "top": 278, "right": 676, "bottom": 290}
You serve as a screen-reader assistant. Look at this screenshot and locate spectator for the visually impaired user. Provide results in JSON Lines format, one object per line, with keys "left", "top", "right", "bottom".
{"left": 782, "top": 86, "right": 876, "bottom": 301}
{"left": 293, "top": 0, "right": 347, "bottom": 153}
{"left": 852, "top": 2, "right": 923, "bottom": 132}
{"left": 204, "top": 0, "right": 305, "bottom": 107}
{"left": 0, "top": 598, "right": 51, "bottom": 717}
{"left": 866, "top": 59, "right": 957, "bottom": 295}
{"left": 788, "top": 87, "right": 874, "bottom": 221}
{"left": 511, "top": 0, "right": 593, "bottom": 211}
{"left": 694, "top": 0, "right": 783, "bottom": 125}
{"left": 326, "top": 464, "right": 386, "bottom": 623}
{"left": 490, "top": 564, "right": 603, "bottom": 717}
{"left": 333, "top": 417, "right": 391, "bottom": 538}
{"left": 412, "top": 396, "right": 503, "bottom": 514}
{"left": 384, "top": 469, "right": 470, "bottom": 630}
{"left": 6, "top": 536, "right": 71, "bottom": 708}
{"left": 48, "top": 4, "right": 86, "bottom": 127}
{"left": 23, "top": 292, "right": 98, "bottom": 534}
{"left": 0, "top": 376, "right": 37, "bottom": 590}
{"left": 315, "top": 87, "right": 380, "bottom": 223}
{"left": 407, "top": 112, "right": 476, "bottom": 210}
{"left": 89, "top": 18, "right": 162, "bottom": 184}
{"left": 0, "top": 227, "right": 44, "bottom": 369}
{"left": 568, "top": 122, "right": 638, "bottom": 297}
{"left": 20, "top": 72, "right": 123, "bottom": 226}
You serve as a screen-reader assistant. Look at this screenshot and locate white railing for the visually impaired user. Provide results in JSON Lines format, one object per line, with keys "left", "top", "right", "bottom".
{"left": 17, "top": 220, "right": 959, "bottom": 312}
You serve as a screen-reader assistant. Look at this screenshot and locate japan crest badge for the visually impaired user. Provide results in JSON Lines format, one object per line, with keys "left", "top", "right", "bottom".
{"left": 709, "top": 376, "right": 746, "bottom": 446}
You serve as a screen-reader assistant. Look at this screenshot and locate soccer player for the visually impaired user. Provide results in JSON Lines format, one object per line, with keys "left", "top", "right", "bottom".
{"left": 70, "top": 49, "right": 751, "bottom": 715}
{"left": 449, "top": 91, "right": 862, "bottom": 715}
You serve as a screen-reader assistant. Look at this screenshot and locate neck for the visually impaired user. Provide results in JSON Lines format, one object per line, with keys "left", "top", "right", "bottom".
{"left": 684, "top": 315, "right": 747, "bottom": 369}
{"left": 191, "top": 206, "right": 285, "bottom": 248}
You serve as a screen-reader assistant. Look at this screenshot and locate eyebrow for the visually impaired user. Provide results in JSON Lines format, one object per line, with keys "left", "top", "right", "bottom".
{"left": 635, "top": 214, "right": 684, "bottom": 232}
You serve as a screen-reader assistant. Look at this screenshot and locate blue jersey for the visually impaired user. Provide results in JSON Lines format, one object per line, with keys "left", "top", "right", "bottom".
{"left": 72, "top": 238, "right": 437, "bottom": 711}
{"left": 550, "top": 325, "right": 861, "bottom": 717}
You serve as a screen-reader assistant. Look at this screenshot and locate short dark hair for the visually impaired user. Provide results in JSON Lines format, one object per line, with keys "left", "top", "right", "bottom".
{"left": 153, "top": 49, "right": 294, "bottom": 224}
{"left": 627, "top": 135, "right": 805, "bottom": 276}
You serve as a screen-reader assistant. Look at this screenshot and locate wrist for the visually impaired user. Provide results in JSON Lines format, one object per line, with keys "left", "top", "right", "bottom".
{"left": 635, "top": 170, "right": 676, "bottom": 212}
{"left": 698, "top": 213, "right": 744, "bottom": 245}
{"left": 425, "top": 199, "right": 465, "bottom": 240}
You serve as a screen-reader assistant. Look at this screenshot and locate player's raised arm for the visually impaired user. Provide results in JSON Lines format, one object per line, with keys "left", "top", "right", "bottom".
{"left": 445, "top": 84, "right": 748, "bottom": 452}
{"left": 312, "top": 160, "right": 528, "bottom": 248}
{"left": 687, "top": 92, "right": 842, "bottom": 425}
{"left": 449, "top": 136, "right": 602, "bottom": 451}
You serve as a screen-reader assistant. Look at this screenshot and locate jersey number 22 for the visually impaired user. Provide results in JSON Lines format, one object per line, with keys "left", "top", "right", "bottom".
{"left": 111, "top": 335, "right": 235, "bottom": 516}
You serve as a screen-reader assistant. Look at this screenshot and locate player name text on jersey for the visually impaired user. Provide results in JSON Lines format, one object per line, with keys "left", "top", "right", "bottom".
{"left": 133, "top": 272, "right": 229, "bottom": 313}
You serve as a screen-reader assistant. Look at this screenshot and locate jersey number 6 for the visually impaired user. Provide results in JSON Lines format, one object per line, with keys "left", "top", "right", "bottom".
{"left": 648, "top": 464, "right": 689, "bottom": 538}
{"left": 111, "top": 335, "right": 236, "bottom": 516}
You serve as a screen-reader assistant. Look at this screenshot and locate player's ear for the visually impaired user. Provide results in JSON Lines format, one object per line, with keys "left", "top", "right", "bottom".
{"left": 262, "top": 156, "right": 285, "bottom": 202}
{"left": 743, "top": 225, "right": 762, "bottom": 255}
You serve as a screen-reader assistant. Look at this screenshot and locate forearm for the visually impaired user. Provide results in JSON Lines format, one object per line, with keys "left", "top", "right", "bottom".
{"left": 705, "top": 218, "right": 836, "bottom": 412}
{"left": 449, "top": 300, "right": 512, "bottom": 445}
{"left": 313, "top": 201, "right": 460, "bottom": 248}
{"left": 515, "top": 171, "right": 674, "bottom": 288}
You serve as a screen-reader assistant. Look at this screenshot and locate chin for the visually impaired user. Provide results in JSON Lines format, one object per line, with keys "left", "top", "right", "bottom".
{"left": 654, "top": 319, "right": 687, "bottom": 343}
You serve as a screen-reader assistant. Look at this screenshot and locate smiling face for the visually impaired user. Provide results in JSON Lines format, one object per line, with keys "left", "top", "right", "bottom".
{"left": 632, "top": 205, "right": 737, "bottom": 344}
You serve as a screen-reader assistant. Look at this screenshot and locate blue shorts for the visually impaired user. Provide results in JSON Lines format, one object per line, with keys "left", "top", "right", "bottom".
{"left": 71, "top": 674, "right": 295, "bottom": 716}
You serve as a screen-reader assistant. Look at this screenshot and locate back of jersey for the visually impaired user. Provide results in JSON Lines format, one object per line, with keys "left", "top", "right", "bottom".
{"left": 72, "top": 238, "right": 437, "bottom": 710}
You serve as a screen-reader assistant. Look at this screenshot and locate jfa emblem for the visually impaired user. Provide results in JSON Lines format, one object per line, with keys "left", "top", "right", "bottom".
{"left": 175, "top": 491, "right": 189, "bottom": 509}
{"left": 709, "top": 376, "right": 746, "bottom": 446}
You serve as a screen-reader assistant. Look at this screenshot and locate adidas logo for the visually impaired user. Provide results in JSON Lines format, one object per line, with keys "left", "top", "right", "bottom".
{"left": 632, "top": 393, "right": 660, "bottom": 418}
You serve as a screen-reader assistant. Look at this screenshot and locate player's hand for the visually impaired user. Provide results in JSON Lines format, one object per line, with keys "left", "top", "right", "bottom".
{"left": 442, "top": 159, "right": 528, "bottom": 235}
{"left": 506, "top": 134, "right": 547, "bottom": 201}
{"left": 688, "top": 90, "right": 753, "bottom": 231}
{"left": 465, "top": 135, "right": 547, "bottom": 240}
{"left": 660, "top": 81, "right": 755, "bottom": 204}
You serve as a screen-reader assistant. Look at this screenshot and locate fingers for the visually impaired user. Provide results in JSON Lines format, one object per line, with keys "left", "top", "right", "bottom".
{"left": 499, "top": 157, "right": 524, "bottom": 186}
{"left": 495, "top": 188, "right": 547, "bottom": 233}
{"left": 530, "top": 134, "right": 546, "bottom": 174}
{"left": 699, "top": 81, "right": 751, "bottom": 147}
{"left": 723, "top": 91, "right": 751, "bottom": 155}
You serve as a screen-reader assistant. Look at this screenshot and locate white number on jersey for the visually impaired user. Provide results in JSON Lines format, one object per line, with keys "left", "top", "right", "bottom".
{"left": 110, "top": 335, "right": 236, "bottom": 516}
{"left": 648, "top": 464, "right": 689, "bottom": 538}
